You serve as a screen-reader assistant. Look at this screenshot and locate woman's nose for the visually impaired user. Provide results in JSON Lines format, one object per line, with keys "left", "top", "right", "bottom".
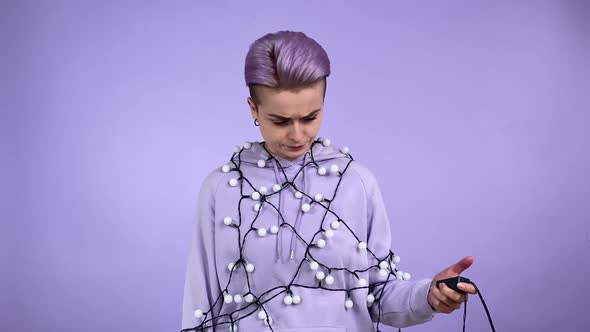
{"left": 288, "top": 122, "right": 305, "bottom": 141}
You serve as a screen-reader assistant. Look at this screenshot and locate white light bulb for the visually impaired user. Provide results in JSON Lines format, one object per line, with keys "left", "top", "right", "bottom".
{"left": 270, "top": 225, "right": 279, "bottom": 234}
{"left": 330, "top": 164, "right": 339, "bottom": 174}
{"left": 325, "top": 275, "right": 334, "bottom": 285}
{"left": 358, "top": 278, "right": 367, "bottom": 287}
{"left": 194, "top": 309, "right": 203, "bottom": 318}
{"left": 283, "top": 295, "right": 293, "bottom": 305}
{"left": 264, "top": 317, "right": 273, "bottom": 326}
{"left": 345, "top": 299, "right": 354, "bottom": 309}
{"left": 301, "top": 203, "right": 311, "bottom": 212}
{"left": 246, "top": 263, "right": 255, "bottom": 273}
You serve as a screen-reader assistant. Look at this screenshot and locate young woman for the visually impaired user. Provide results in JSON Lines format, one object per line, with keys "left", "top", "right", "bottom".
{"left": 181, "top": 31, "right": 476, "bottom": 332}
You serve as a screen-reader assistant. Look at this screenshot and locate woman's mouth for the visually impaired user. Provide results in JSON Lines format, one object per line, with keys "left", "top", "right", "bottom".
{"left": 285, "top": 144, "right": 305, "bottom": 151}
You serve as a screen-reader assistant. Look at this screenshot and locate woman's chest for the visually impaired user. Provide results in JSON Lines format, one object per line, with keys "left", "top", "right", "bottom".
{"left": 213, "top": 169, "right": 371, "bottom": 295}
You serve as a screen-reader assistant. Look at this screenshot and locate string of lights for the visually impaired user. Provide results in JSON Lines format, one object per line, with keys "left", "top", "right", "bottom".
{"left": 182, "top": 139, "right": 413, "bottom": 332}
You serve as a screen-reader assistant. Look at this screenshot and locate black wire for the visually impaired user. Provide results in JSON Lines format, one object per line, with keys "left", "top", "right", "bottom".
{"left": 182, "top": 140, "right": 405, "bottom": 332}
{"left": 473, "top": 282, "right": 496, "bottom": 332}
{"left": 463, "top": 294, "right": 467, "bottom": 332}
{"left": 413, "top": 281, "right": 496, "bottom": 332}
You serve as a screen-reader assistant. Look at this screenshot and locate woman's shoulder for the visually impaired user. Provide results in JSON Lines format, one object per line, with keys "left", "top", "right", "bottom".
{"left": 197, "top": 162, "right": 236, "bottom": 198}
{"left": 310, "top": 139, "right": 381, "bottom": 190}
{"left": 346, "top": 159, "right": 380, "bottom": 194}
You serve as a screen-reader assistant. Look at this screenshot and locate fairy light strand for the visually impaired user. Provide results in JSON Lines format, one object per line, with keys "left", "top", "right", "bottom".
{"left": 182, "top": 139, "right": 411, "bottom": 332}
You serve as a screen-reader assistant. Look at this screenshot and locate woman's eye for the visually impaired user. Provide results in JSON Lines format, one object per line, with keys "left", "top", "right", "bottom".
{"left": 271, "top": 117, "right": 316, "bottom": 126}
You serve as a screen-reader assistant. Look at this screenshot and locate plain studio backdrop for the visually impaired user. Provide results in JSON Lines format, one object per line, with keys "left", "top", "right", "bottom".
{"left": 2, "top": 1, "right": 589, "bottom": 331}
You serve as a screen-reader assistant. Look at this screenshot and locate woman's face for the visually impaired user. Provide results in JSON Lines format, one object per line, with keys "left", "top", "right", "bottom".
{"left": 248, "top": 80, "right": 325, "bottom": 161}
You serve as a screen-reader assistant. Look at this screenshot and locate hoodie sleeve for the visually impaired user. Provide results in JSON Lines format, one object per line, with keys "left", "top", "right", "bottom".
{"left": 356, "top": 164, "right": 436, "bottom": 328}
{"left": 181, "top": 172, "right": 223, "bottom": 330}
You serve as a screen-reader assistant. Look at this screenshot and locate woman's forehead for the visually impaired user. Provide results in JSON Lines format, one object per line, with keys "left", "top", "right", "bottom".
{"left": 259, "top": 99, "right": 323, "bottom": 119}
{"left": 258, "top": 85, "right": 323, "bottom": 114}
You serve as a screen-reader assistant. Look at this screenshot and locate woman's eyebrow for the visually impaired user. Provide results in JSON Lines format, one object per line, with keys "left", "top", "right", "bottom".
{"left": 267, "top": 109, "right": 321, "bottom": 120}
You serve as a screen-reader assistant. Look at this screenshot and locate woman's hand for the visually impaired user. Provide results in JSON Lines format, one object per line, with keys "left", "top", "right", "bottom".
{"left": 427, "top": 256, "right": 478, "bottom": 314}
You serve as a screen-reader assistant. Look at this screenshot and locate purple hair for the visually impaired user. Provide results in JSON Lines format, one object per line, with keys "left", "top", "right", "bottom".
{"left": 244, "top": 31, "right": 331, "bottom": 103}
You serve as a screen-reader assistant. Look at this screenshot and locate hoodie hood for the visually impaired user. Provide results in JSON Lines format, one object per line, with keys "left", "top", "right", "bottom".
{"left": 233, "top": 139, "right": 346, "bottom": 262}
{"left": 236, "top": 139, "right": 345, "bottom": 168}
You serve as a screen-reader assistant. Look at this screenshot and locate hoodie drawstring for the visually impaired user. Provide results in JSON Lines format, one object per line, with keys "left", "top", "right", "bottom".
{"left": 268, "top": 148, "right": 312, "bottom": 262}
{"left": 289, "top": 153, "right": 308, "bottom": 261}
{"left": 271, "top": 160, "right": 284, "bottom": 262}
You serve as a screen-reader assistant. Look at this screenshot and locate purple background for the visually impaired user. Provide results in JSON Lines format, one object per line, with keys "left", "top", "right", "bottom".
{"left": 4, "top": 1, "right": 589, "bottom": 331}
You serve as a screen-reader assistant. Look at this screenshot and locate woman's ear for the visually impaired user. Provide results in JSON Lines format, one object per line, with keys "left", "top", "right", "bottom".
{"left": 247, "top": 97, "right": 258, "bottom": 119}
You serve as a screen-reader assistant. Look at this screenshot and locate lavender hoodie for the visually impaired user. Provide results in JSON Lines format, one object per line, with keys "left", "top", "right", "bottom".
{"left": 182, "top": 140, "right": 436, "bottom": 332}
